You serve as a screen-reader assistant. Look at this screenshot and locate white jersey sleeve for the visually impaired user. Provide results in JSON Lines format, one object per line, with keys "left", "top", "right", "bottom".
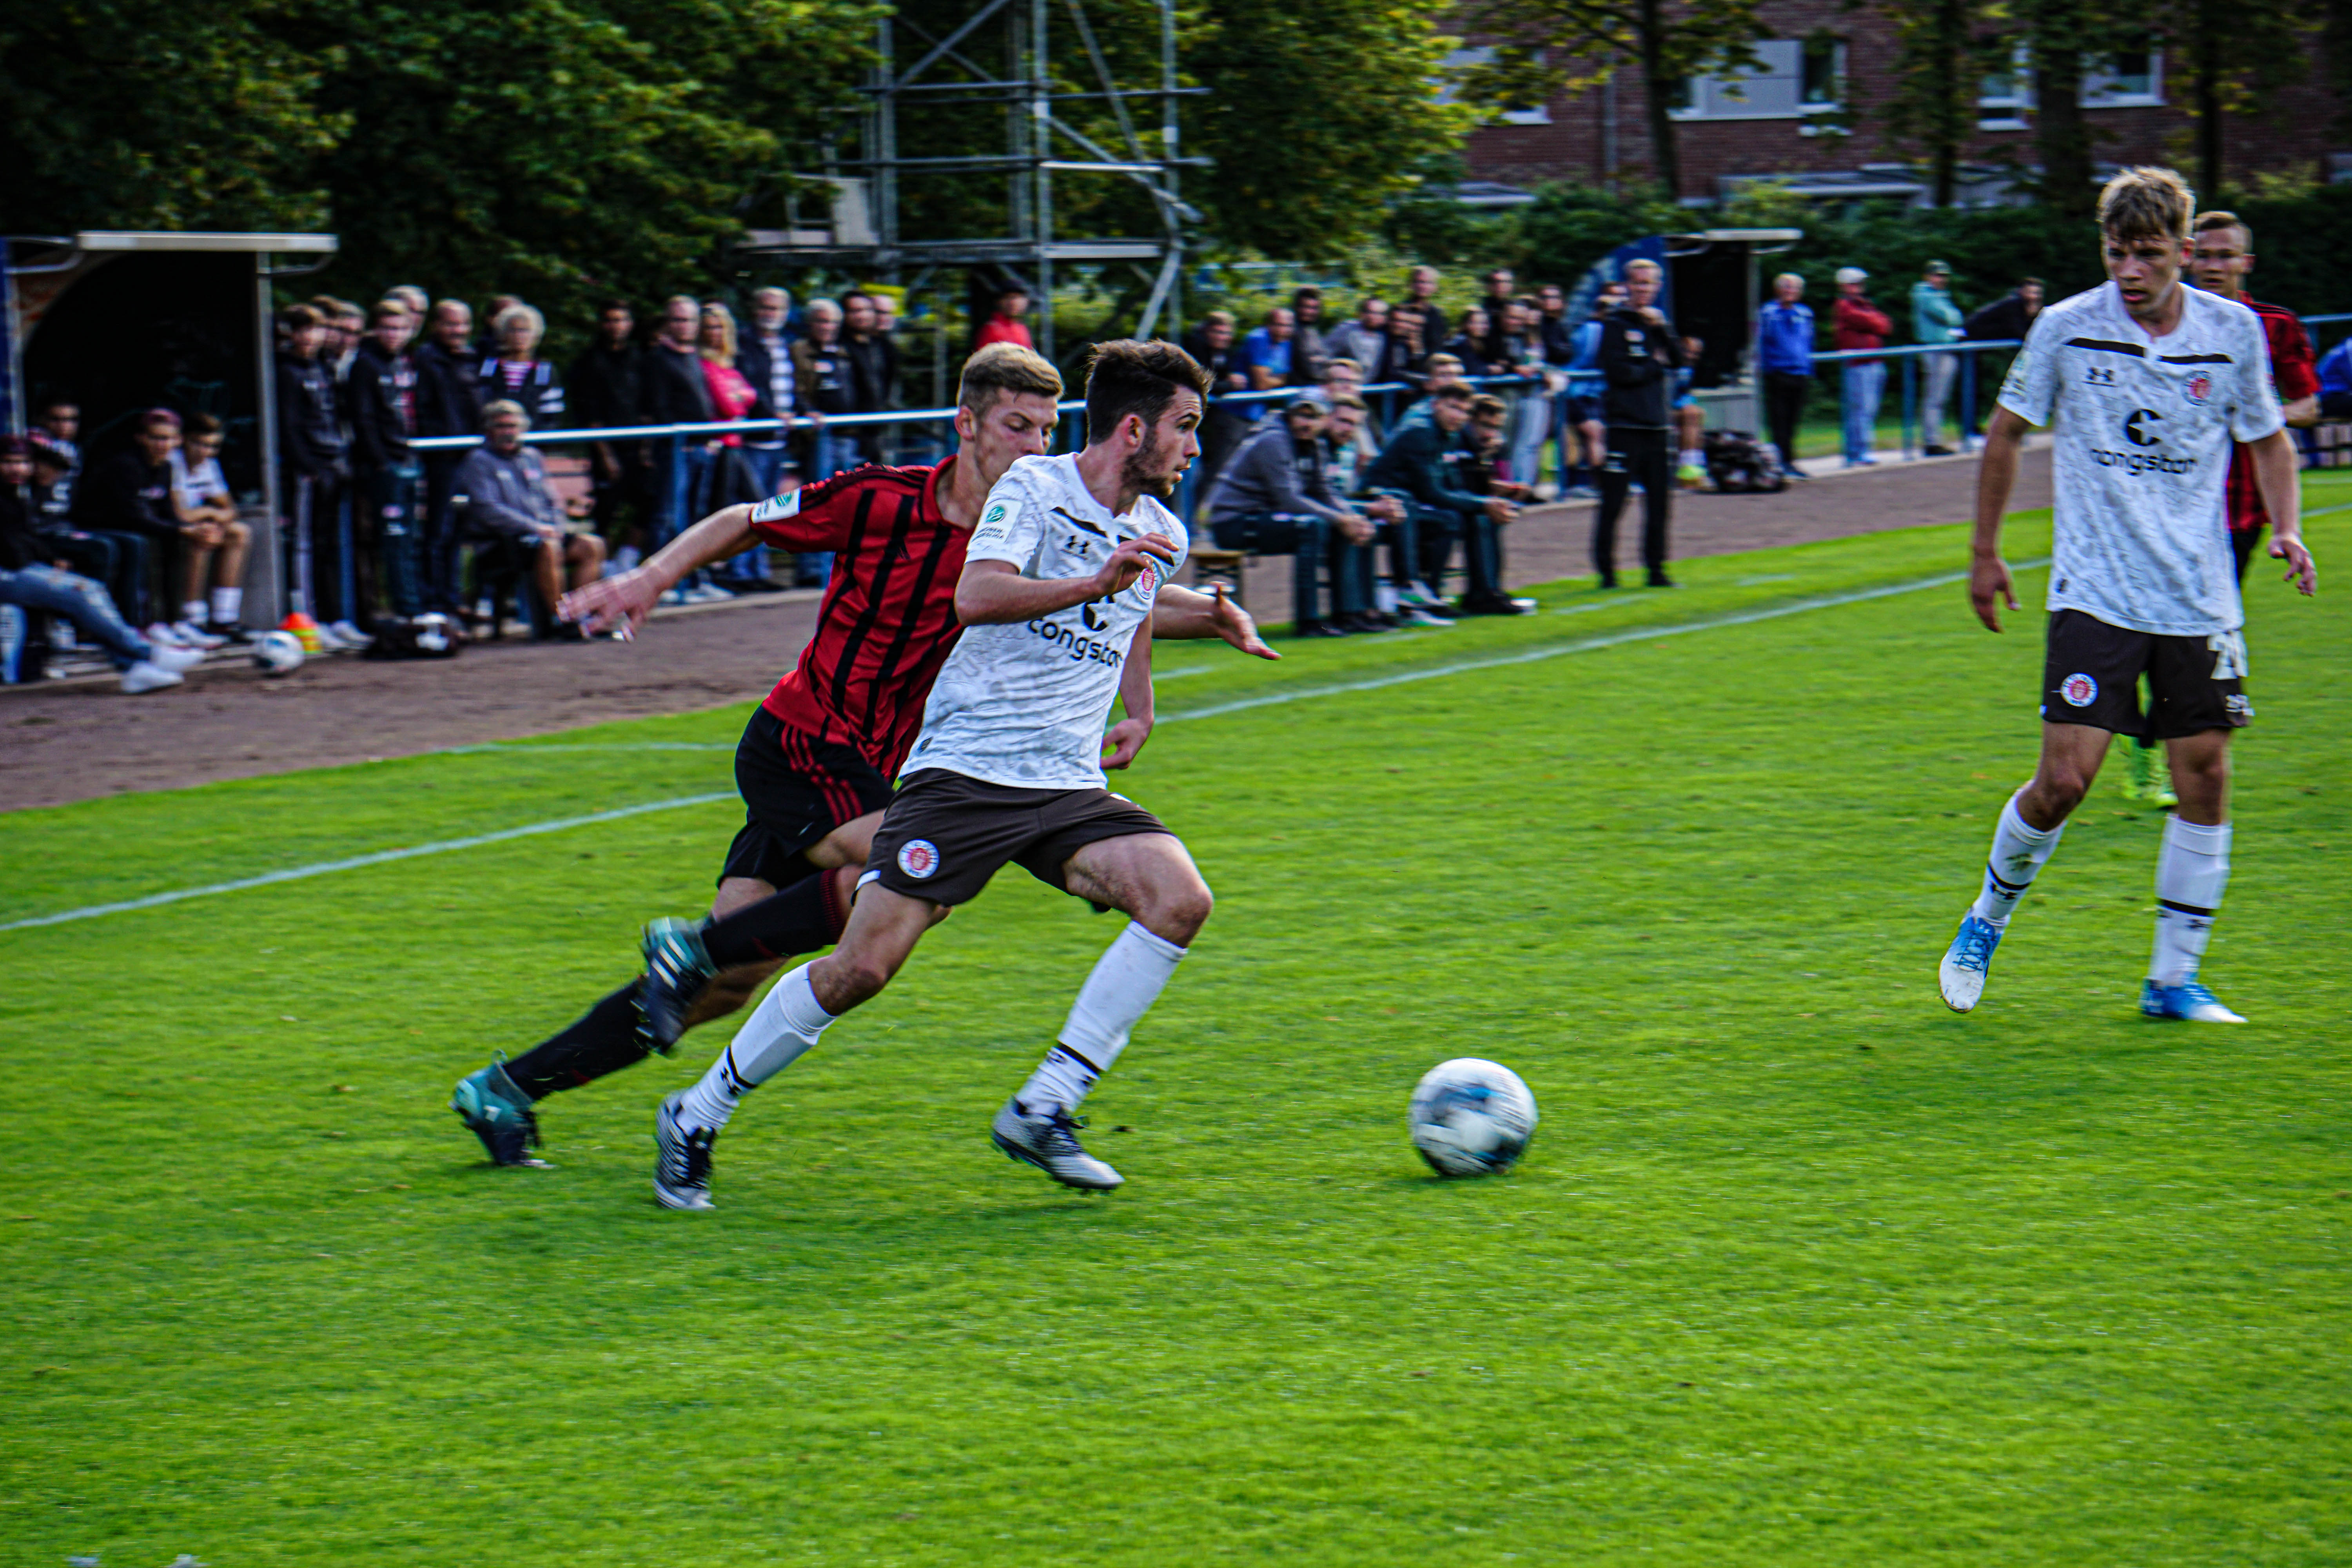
{"left": 1996, "top": 312, "right": 2060, "bottom": 426}
{"left": 965, "top": 465, "right": 1049, "bottom": 568}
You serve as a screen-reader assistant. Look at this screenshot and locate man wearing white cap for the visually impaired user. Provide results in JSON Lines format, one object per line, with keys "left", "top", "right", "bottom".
{"left": 1832, "top": 267, "right": 1892, "bottom": 466}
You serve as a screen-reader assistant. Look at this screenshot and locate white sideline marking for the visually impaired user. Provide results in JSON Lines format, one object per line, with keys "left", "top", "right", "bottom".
{"left": 448, "top": 742, "right": 733, "bottom": 754}
{"left": 0, "top": 793, "right": 735, "bottom": 931}
{"left": 3, "top": 559, "right": 2049, "bottom": 931}
{"left": 1160, "top": 561, "right": 2049, "bottom": 724}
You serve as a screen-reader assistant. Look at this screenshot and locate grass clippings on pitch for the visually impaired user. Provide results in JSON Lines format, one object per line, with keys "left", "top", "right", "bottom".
{"left": 3, "top": 486, "right": 2349, "bottom": 1566}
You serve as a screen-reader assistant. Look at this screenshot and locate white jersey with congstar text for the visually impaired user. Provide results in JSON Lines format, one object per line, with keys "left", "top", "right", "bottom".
{"left": 1998, "top": 280, "right": 2283, "bottom": 637}
{"left": 902, "top": 452, "right": 1186, "bottom": 791}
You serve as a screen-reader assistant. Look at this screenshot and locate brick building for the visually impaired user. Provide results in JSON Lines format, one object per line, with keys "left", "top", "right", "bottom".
{"left": 1457, "top": 7, "right": 2348, "bottom": 204}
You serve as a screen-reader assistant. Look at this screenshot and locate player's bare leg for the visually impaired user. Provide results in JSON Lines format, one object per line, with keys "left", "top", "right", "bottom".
{"left": 679, "top": 812, "right": 885, "bottom": 1027}
{"left": 655, "top": 886, "right": 945, "bottom": 1208}
{"left": 988, "top": 833, "right": 1212, "bottom": 1191}
{"left": 1939, "top": 722, "right": 2108, "bottom": 1012}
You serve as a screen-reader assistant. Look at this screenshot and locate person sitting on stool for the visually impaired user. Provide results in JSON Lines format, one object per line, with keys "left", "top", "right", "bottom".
{"left": 455, "top": 401, "right": 606, "bottom": 638}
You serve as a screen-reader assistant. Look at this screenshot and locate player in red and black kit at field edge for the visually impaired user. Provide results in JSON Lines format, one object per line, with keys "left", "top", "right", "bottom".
{"left": 2187, "top": 211, "right": 2321, "bottom": 580}
{"left": 447, "top": 344, "right": 1067, "bottom": 1167}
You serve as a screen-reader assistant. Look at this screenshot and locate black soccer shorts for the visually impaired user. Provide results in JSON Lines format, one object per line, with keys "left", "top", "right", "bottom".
{"left": 2039, "top": 608, "right": 2252, "bottom": 741}
{"left": 860, "top": 768, "right": 1173, "bottom": 907}
{"left": 719, "top": 708, "right": 896, "bottom": 889}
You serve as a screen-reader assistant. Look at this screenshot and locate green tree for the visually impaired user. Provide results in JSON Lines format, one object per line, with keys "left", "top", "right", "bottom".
{"left": 2155, "top": 0, "right": 2312, "bottom": 201}
{"left": 1514, "top": 178, "right": 1683, "bottom": 277}
{"left": 1186, "top": 0, "right": 1475, "bottom": 256}
{"left": 1869, "top": 0, "right": 2000, "bottom": 208}
{"left": 0, "top": 0, "right": 341, "bottom": 233}
{"left": 1455, "top": 0, "right": 1767, "bottom": 201}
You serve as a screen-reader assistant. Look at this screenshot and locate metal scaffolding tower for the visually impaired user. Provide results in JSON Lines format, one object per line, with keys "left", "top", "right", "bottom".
{"left": 736, "top": 0, "right": 1204, "bottom": 363}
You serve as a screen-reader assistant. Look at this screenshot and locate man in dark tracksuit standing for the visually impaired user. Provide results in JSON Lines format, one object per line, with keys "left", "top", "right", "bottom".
{"left": 344, "top": 299, "right": 423, "bottom": 621}
{"left": 413, "top": 299, "right": 484, "bottom": 612}
{"left": 275, "top": 305, "right": 350, "bottom": 627}
{"left": 1592, "top": 258, "right": 1684, "bottom": 589}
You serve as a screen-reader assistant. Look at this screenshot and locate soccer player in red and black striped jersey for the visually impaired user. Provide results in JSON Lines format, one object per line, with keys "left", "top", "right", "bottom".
{"left": 449, "top": 343, "right": 1066, "bottom": 1166}
{"left": 2111, "top": 210, "right": 2323, "bottom": 807}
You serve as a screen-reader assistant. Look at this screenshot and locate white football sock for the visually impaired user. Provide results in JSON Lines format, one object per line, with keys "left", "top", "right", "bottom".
{"left": 2151, "top": 817, "right": 2230, "bottom": 985}
{"left": 211, "top": 586, "right": 241, "bottom": 623}
{"left": 1971, "top": 792, "right": 2067, "bottom": 927}
{"left": 676, "top": 964, "right": 835, "bottom": 1131}
{"left": 182, "top": 599, "right": 208, "bottom": 625}
{"left": 1017, "top": 922, "right": 1187, "bottom": 1114}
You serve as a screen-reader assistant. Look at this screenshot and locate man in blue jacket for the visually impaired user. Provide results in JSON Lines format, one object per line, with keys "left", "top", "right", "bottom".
{"left": 1364, "top": 384, "right": 1521, "bottom": 615}
{"left": 1757, "top": 272, "right": 1813, "bottom": 479}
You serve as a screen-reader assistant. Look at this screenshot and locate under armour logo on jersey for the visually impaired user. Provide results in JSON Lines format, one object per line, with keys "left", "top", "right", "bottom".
{"left": 2123, "top": 407, "right": 2164, "bottom": 446}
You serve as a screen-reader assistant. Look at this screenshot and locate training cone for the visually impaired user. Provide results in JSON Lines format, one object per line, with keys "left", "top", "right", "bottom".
{"left": 279, "top": 611, "right": 324, "bottom": 654}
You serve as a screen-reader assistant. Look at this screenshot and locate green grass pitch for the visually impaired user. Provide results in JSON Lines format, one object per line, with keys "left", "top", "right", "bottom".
{"left": 4, "top": 483, "right": 2350, "bottom": 1564}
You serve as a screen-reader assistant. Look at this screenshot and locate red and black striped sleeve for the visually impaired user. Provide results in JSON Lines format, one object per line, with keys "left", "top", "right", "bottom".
{"left": 2257, "top": 304, "right": 2319, "bottom": 403}
{"left": 746, "top": 467, "right": 876, "bottom": 552}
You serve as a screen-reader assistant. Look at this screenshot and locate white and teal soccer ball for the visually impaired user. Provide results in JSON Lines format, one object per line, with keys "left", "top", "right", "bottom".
{"left": 1409, "top": 1058, "right": 1537, "bottom": 1178}
{"left": 250, "top": 629, "right": 305, "bottom": 675}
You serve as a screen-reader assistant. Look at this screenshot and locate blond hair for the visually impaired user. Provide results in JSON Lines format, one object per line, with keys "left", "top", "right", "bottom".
{"left": 698, "top": 302, "right": 739, "bottom": 367}
{"left": 2099, "top": 167, "right": 2195, "bottom": 243}
{"left": 957, "top": 343, "right": 1064, "bottom": 412}
{"left": 481, "top": 399, "right": 530, "bottom": 430}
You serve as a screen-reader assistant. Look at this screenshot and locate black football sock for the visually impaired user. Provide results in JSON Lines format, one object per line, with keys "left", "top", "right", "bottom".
{"left": 500, "top": 982, "right": 651, "bottom": 1100}
{"left": 700, "top": 868, "right": 850, "bottom": 970}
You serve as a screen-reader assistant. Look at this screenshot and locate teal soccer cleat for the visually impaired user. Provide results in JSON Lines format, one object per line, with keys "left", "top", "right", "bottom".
{"left": 450, "top": 1058, "right": 550, "bottom": 1167}
{"left": 2140, "top": 978, "right": 2246, "bottom": 1023}
{"left": 1938, "top": 913, "right": 2004, "bottom": 1013}
{"left": 638, "top": 916, "right": 718, "bottom": 1054}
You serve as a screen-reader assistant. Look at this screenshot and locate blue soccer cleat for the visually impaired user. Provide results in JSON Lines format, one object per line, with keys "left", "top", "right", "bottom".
{"left": 1938, "top": 913, "right": 2004, "bottom": 1013}
{"left": 2140, "top": 977, "right": 2246, "bottom": 1023}
{"left": 450, "top": 1058, "right": 550, "bottom": 1167}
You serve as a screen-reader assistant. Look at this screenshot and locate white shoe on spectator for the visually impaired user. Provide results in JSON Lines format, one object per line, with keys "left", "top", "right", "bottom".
{"left": 151, "top": 644, "right": 207, "bottom": 673}
{"left": 329, "top": 619, "right": 371, "bottom": 648}
{"left": 120, "top": 660, "right": 186, "bottom": 694}
{"left": 145, "top": 621, "right": 192, "bottom": 649}
{"left": 312, "top": 622, "right": 351, "bottom": 652}
{"left": 681, "top": 582, "right": 735, "bottom": 604}
{"left": 169, "top": 619, "right": 228, "bottom": 649}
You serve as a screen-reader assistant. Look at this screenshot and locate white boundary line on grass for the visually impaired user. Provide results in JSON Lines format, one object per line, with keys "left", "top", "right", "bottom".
{"left": 0, "top": 793, "right": 736, "bottom": 931}
{"left": 0, "top": 557, "right": 2052, "bottom": 933}
{"left": 1160, "top": 559, "right": 2048, "bottom": 724}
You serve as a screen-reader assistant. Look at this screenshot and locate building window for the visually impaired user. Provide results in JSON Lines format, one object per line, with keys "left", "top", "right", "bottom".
{"left": 1439, "top": 47, "right": 1553, "bottom": 125}
{"left": 1800, "top": 36, "right": 1846, "bottom": 109}
{"left": 1979, "top": 45, "right": 2031, "bottom": 131}
{"left": 2083, "top": 46, "right": 2162, "bottom": 107}
{"left": 1669, "top": 39, "right": 1806, "bottom": 121}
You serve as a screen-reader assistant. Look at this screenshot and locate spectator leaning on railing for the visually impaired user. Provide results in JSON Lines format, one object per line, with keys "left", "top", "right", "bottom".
{"left": 414, "top": 298, "right": 485, "bottom": 614}
{"left": 1205, "top": 396, "right": 1381, "bottom": 638}
{"left": 643, "top": 294, "right": 718, "bottom": 548}
{"left": 483, "top": 304, "right": 566, "bottom": 430}
{"left": 1364, "top": 382, "right": 1517, "bottom": 617}
{"left": 1444, "top": 308, "right": 1497, "bottom": 377}
{"left": 455, "top": 400, "right": 606, "bottom": 637}
{"left": 0, "top": 436, "right": 206, "bottom": 693}
{"left": 791, "top": 298, "right": 856, "bottom": 481}
{"left": 1290, "top": 288, "right": 1330, "bottom": 383}
{"left": 1832, "top": 267, "right": 1891, "bottom": 468}
{"left": 1964, "top": 276, "right": 2043, "bottom": 344}
{"left": 1756, "top": 271, "right": 1814, "bottom": 479}
{"left": 739, "top": 288, "right": 797, "bottom": 502}
{"left": 1912, "top": 260, "right": 1965, "bottom": 455}
{"left": 695, "top": 302, "right": 770, "bottom": 526}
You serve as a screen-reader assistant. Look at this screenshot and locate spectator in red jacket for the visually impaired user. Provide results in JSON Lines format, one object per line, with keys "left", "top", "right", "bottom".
{"left": 1832, "top": 267, "right": 1893, "bottom": 467}
{"left": 974, "top": 285, "right": 1034, "bottom": 350}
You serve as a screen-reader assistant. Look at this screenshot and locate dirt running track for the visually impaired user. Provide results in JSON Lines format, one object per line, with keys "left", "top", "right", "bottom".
{"left": 0, "top": 447, "right": 2049, "bottom": 812}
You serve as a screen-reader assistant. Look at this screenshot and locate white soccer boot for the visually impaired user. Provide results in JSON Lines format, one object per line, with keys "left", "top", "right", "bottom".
{"left": 990, "top": 1097, "right": 1123, "bottom": 1191}
{"left": 120, "top": 660, "right": 186, "bottom": 694}
{"left": 1938, "top": 912, "right": 2004, "bottom": 1013}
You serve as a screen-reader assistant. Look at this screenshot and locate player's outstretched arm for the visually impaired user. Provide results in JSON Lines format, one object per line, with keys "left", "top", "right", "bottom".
{"left": 1102, "top": 618, "right": 1156, "bottom": 770}
{"left": 2249, "top": 429, "right": 2316, "bottom": 596}
{"left": 1969, "top": 407, "right": 2031, "bottom": 633}
{"left": 1150, "top": 583, "right": 1279, "bottom": 660}
{"left": 953, "top": 534, "right": 1178, "bottom": 625}
{"left": 558, "top": 503, "right": 759, "bottom": 635}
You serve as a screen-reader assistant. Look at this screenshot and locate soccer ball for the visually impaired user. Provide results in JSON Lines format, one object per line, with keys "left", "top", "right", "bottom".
{"left": 1409, "top": 1058, "right": 1538, "bottom": 1178}
{"left": 250, "top": 629, "right": 305, "bottom": 676}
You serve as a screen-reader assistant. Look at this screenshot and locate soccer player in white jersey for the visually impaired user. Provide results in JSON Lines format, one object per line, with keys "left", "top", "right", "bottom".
{"left": 1939, "top": 167, "right": 2316, "bottom": 1023}
{"left": 652, "top": 339, "right": 1279, "bottom": 1207}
